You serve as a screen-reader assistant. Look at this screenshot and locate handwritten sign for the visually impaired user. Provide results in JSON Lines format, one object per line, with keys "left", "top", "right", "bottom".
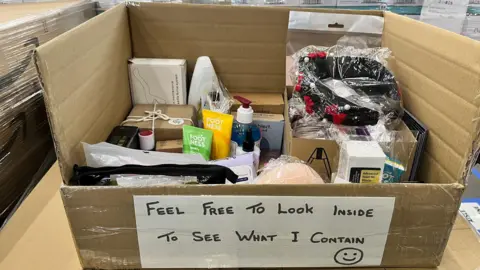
{"left": 134, "top": 195, "right": 395, "bottom": 268}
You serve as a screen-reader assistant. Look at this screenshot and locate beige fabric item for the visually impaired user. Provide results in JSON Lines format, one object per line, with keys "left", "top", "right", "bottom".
{"left": 256, "top": 157, "right": 325, "bottom": 184}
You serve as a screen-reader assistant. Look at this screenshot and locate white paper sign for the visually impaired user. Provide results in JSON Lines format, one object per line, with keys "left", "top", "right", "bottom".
{"left": 420, "top": 0, "right": 469, "bottom": 34}
{"left": 134, "top": 195, "right": 395, "bottom": 268}
{"left": 459, "top": 199, "right": 480, "bottom": 237}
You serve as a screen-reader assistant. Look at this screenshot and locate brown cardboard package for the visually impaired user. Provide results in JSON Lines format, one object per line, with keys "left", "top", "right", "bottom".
{"left": 230, "top": 92, "right": 284, "bottom": 114}
{"left": 35, "top": 3, "right": 479, "bottom": 269}
{"left": 155, "top": 139, "right": 183, "bottom": 153}
{"left": 126, "top": 104, "right": 195, "bottom": 141}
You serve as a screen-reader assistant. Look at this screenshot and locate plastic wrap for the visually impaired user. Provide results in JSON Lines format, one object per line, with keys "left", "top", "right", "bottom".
{"left": 83, "top": 142, "right": 207, "bottom": 167}
{"left": 0, "top": 0, "right": 95, "bottom": 226}
{"left": 289, "top": 45, "right": 403, "bottom": 128}
{"left": 201, "top": 76, "right": 233, "bottom": 114}
{"left": 330, "top": 126, "right": 417, "bottom": 183}
{"left": 254, "top": 155, "right": 325, "bottom": 184}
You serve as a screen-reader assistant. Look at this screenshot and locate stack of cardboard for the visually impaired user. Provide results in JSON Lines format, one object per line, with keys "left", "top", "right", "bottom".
{"left": 0, "top": 1, "right": 96, "bottom": 227}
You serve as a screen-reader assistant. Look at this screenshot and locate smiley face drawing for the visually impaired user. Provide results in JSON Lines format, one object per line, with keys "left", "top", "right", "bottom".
{"left": 334, "top": 247, "right": 364, "bottom": 265}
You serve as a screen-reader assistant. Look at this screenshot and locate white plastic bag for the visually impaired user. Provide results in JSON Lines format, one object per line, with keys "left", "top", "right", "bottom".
{"left": 83, "top": 142, "right": 207, "bottom": 167}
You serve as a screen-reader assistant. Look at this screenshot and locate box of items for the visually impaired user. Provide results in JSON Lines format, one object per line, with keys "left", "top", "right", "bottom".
{"left": 0, "top": 0, "right": 95, "bottom": 226}
{"left": 35, "top": 3, "right": 477, "bottom": 269}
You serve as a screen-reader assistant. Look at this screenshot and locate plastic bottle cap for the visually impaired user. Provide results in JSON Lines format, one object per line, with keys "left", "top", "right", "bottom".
{"left": 234, "top": 95, "right": 253, "bottom": 124}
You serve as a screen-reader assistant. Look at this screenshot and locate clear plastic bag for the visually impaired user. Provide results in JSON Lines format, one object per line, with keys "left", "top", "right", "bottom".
{"left": 82, "top": 142, "right": 207, "bottom": 167}
{"left": 290, "top": 45, "right": 403, "bottom": 128}
{"left": 202, "top": 78, "right": 233, "bottom": 114}
{"left": 329, "top": 125, "right": 417, "bottom": 183}
{"left": 254, "top": 155, "right": 325, "bottom": 184}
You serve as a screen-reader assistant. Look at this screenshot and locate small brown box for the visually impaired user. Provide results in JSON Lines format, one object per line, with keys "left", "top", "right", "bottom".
{"left": 155, "top": 139, "right": 183, "bottom": 153}
{"left": 231, "top": 92, "right": 284, "bottom": 114}
{"left": 126, "top": 104, "right": 196, "bottom": 141}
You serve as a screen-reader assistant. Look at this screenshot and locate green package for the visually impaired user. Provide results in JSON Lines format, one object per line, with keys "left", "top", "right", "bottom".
{"left": 183, "top": 125, "right": 213, "bottom": 161}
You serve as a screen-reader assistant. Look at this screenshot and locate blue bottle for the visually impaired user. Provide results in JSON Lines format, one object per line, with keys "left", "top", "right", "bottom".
{"left": 231, "top": 96, "right": 261, "bottom": 152}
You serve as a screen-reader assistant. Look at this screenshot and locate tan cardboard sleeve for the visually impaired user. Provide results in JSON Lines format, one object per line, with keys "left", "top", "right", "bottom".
{"left": 35, "top": 3, "right": 478, "bottom": 269}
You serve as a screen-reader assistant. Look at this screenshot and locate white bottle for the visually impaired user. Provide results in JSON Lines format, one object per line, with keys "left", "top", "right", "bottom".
{"left": 235, "top": 127, "right": 260, "bottom": 171}
{"left": 188, "top": 56, "right": 215, "bottom": 111}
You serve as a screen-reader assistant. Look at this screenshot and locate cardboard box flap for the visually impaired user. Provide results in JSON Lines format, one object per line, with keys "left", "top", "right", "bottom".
{"left": 36, "top": 5, "right": 133, "bottom": 183}
{"left": 383, "top": 12, "right": 480, "bottom": 184}
{"left": 128, "top": 3, "right": 288, "bottom": 93}
{"left": 128, "top": 4, "right": 383, "bottom": 94}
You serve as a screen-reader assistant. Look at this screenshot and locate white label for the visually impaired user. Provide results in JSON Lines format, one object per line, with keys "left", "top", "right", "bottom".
{"left": 420, "top": 0, "right": 469, "bottom": 34}
{"left": 134, "top": 195, "right": 395, "bottom": 268}
{"left": 168, "top": 118, "right": 184, "bottom": 126}
{"left": 459, "top": 200, "right": 480, "bottom": 236}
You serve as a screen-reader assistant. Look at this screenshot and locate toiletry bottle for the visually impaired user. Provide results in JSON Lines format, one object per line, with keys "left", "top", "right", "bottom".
{"left": 236, "top": 127, "right": 260, "bottom": 170}
{"left": 231, "top": 96, "right": 261, "bottom": 155}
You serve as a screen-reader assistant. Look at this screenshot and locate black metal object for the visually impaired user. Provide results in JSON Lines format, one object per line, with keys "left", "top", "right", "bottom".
{"left": 307, "top": 147, "right": 332, "bottom": 181}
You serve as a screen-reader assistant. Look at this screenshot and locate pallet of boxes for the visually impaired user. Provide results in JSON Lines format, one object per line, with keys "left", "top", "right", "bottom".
{"left": 0, "top": 1, "right": 95, "bottom": 227}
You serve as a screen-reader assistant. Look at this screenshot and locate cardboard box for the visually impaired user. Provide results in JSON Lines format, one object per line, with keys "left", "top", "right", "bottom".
{"left": 155, "top": 139, "right": 183, "bottom": 153}
{"left": 35, "top": 3, "right": 478, "bottom": 269}
{"left": 126, "top": 104, "right": 196, "bottom": 141}
{"left": 231, "top": 92, "right": 284, "bottom": 114}
{"left": 128, "top": 58, "right": 187, "bottom": 105}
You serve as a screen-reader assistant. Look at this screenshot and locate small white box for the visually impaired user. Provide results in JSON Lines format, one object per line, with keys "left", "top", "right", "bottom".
{"left": 128, "top": 58, "right": 187, "bottom": 105}
{"left": 335, "top": 141, "right": 386, "bottom": 184}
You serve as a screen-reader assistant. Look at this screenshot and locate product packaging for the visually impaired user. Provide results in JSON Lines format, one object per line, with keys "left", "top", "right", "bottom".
{"left": 156, "top": 139, "right": 183, "bottom": 153}
{"left": 251, "top": 113, "right": 285, "bottom": 154}
{"left": 255, "top": 155, "right": 325, "bottom": 184}
{"left": 123, "top": 104, "right": 196, "bottom": 141}
{"left": 230, "top": 92, "right": 284, "bottom": 114}
{"left": 202, "top": 110, "right": 234, "bottom": 159}
{"left": 182, "top": 125, "right": 214, "bottom": 161}
{"left": 334, "top": 141, "right": 386, "bottom": 183}
{"left": 382, "top": 156, "right": 405, "bottom": 183}
{"left": 129, "top": 58, "right": 187, "bottom": 105}
{"left": 211, "top": 152, "right": 256, "bottom": 183}
{"left": 233, "top": 112, "right": 285, "bottom": 160}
